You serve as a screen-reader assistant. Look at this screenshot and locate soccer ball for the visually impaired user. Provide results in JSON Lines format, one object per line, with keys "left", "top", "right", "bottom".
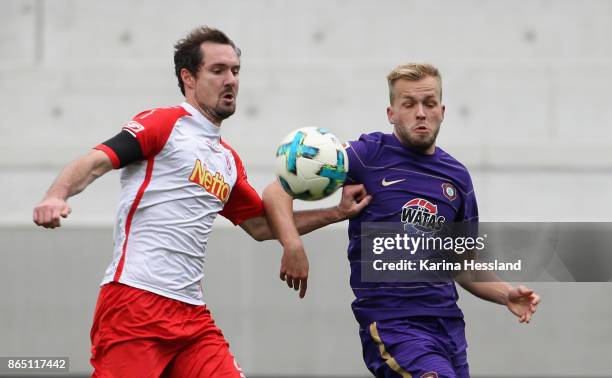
{"left": 275, "top": 127, "right": 348, "bottom": 201}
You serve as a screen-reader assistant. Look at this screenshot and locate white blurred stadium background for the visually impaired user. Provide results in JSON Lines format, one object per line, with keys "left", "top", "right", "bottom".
{"left": 1, "top": 0, "right": 611, "bottom": 376}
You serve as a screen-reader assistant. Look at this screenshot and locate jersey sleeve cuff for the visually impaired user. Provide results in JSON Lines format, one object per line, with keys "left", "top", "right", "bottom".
{"left": 229, "top": 206, "right": 265, "bottom": 226}
{"left": 94, "top": 144, "right": 121, "bottom": 169}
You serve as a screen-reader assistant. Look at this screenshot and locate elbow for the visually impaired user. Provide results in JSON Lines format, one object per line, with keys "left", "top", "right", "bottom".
{"left": 248, "top": 223, "right": 275, "bottom": 242}
{"left": 252, "top": 228, "right": 275, "bottom": 242}
{"left": 251, "top": 234, "right": 270, "bottom": 242}
{"left": 250, "top": 231, "right": 266, "bottom": 242}
{"left": 453, "top": 271, "right": 471, "bottom": 289}
{"left": 240, "top": 213, "right": 276, "bottom": 242}
{"left": 252, "top": 235, "right": 267, "bottom": 242}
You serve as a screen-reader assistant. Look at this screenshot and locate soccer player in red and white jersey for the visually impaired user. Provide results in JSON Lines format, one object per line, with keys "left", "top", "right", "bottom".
{"left": 33, "top": 26, "right": 372, "bottom": 378}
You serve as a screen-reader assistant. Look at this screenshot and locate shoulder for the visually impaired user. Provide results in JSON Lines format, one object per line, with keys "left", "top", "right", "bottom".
{"left": 133, "top": 105, "right": 191, "bottom": 121}
{"left": 436, "top": 147, "right": 474, "bottom": 192}
{"left": 127, "top": 105, "right": 191, "bottom": 134}
{"left": 346, "top": 131, "right": 388, "bottom": 156}
{"left": 121, "top": 105, "right": 193, "bottom": 157}
{"left": 348, "top": 131, "right": 386, "bottom": 146}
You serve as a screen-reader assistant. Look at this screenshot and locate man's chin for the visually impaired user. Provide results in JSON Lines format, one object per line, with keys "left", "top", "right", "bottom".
{"left": 215, "top": 107, "right": 236, "bottom": 120}
{"left": 405, "top": 136, "right": 436, "bottom": 152}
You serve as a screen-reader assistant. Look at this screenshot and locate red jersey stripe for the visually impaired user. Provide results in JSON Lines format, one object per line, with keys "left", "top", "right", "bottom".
{"left": 113, "top": 156, "right": 156, "bottom": 281}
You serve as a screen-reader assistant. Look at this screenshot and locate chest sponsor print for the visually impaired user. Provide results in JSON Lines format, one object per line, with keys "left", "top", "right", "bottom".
{"left": 400, "top": 198, "right": 446, "bottom": 234}
{"left": 188, "top": 159, "right": 231, "bottom": 203}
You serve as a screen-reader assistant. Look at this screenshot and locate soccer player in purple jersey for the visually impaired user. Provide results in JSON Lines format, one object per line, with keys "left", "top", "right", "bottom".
{"left": 263, "top": 63, "right": 540, "bottom": 378}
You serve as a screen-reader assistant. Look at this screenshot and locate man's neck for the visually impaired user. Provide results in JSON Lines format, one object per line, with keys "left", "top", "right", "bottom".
{"left": 186, "top": 98, "right": 222, "bottom": 127}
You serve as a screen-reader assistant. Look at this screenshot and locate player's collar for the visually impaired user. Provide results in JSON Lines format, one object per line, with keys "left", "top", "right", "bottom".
{"left": 180, "top": 102, "right": 221, "bottom": 138}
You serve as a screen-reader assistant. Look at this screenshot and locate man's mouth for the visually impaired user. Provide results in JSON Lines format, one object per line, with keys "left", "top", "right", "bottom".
{"left": 221, "top": 92, "right": 235, "bottom": 101}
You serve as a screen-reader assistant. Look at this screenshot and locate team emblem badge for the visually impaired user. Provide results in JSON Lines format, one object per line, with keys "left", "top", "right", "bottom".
{"left": 421, "top": 372, "right": 438, "bottom": 378}
{"left": 225, "top": 153, "right": 232, "bottom": 175}
{"left": 441, "top": 183, "right": 457, "bottom": 201}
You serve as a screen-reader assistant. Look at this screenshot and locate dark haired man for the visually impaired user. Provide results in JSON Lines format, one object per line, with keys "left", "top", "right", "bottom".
{"left": 33, "top": 26, "right": 370, "bottom": 377}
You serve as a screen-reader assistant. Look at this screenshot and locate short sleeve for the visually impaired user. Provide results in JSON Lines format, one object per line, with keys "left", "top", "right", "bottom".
{"left": 219, "top": 141, "right": 264, "bottom": 225}
{"left": 94, "top": 106, "right": 190, "bottom": 168}
{"left": 458, "top": 173, "right": 479, "bottom": 223}
{"left": 344, "top": 134, "right": 373, "bottom": 185}
{"left": 448, "top": 175, "right": 479, "bottom": 243}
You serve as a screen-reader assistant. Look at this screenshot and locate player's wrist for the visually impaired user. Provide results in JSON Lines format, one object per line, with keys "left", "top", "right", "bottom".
{"left": 332, "top": 205, "right": 348, "bottom": 222}
{"left": 45, "top": 185, "right": 71, "bottom": 202}
{"left": 41, "top": 193, "right": 67, "bottom": 205}
{"left": 280, "top": 236, "right": 303, "bottom": 251}
{"left": 501, "top": 285, "right": 514, "bottom": 306}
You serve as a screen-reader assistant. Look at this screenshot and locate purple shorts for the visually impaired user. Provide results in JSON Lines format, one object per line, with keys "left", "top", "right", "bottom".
{"left": 359, "top": 317, "right": 469, "bottom": 378}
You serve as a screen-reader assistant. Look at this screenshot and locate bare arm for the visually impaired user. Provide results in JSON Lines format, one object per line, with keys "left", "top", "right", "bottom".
{"left": 260, "top": 180, "right": 371, "bottom": 241}
{"left": 33, "top": 149, "right": 113, "bottom": 228}
{"left": 455, "top": 269, "right": 540, "bottom": 323}
{"left": 239, "top": 206, "right": 345, "bottom": 241}
{"left": 454, "top": 269, "right": 513, "bottom": 305}
{"left": 241, "top": 181, "right": 364, "bottom": 241}
{"left": 259, "top": 180, "right": 372, "bottom": 298}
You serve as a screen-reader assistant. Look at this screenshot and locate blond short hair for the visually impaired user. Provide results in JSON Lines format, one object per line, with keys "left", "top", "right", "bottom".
{"left": 387, "top": 63, "right": 442, "bottom": 104}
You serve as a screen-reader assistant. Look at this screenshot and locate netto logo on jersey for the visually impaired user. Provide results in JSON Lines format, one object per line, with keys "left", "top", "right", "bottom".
{"left": 401, "top": 198, "right": 445, "bottom": 232}
{"left": 189, "top": 159, "right": 230, "bottom": 203}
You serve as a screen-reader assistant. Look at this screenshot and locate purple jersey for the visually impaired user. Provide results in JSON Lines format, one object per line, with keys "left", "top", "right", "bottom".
{"left": 345, "top": 132, "right": 479, "bottom": 324}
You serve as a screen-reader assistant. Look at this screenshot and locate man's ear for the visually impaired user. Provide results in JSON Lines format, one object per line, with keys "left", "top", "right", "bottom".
{"left": 181, "top": 68, "right": 196, "bottom": 91}
{"left": 387, "top": 105, "right": 395, "bottom": 125}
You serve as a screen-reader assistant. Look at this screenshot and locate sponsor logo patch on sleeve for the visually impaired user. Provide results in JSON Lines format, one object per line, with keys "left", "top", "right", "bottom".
{"left": 123, "top": 121, "right": 145, "bottom": 136}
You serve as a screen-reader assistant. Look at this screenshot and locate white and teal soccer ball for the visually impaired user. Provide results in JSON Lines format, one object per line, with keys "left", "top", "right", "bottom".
{"left": 275, "top": 127, "right": 348, "bottom": 201}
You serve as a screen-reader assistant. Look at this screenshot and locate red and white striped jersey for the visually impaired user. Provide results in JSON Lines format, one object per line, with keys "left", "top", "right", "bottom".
{"left": 94, "top": 102, "right": 264, "bottom": 305}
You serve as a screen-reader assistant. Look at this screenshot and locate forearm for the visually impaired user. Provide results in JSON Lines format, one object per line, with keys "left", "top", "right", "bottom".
{"left": 44, "top": 150, "right": 112, "bottom": 200}
{"left": 455, "top": 270, "right": 513, "bottom": 305}
{"left": 262, "top": 181, "right": 344, "bottom": 246}
{"left": 293, "top": 207, "right": 344, "bottom": 236}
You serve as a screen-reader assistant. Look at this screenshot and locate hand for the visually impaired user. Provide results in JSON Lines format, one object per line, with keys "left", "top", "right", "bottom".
{"left": 33, "top": 197, "right": 72, "bottom": 229}
{"left": 506, "top": 285, "right": 540, "bottom": 323}
{"left": 279, "top": 239, "right": 309, "bottom": 298}
{"left": 337, "top": 184, "right": 373, "bottom": 220}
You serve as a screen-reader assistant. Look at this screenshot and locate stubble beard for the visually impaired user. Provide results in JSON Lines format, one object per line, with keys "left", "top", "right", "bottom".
{"left": 213, "top": 101, "right": 236, "bottom": 121}
{"left": 395, "top": 126, "right": 440, "bottom": 153}
{"left": 201, "top": 100, "right": 236, "bottom": 124}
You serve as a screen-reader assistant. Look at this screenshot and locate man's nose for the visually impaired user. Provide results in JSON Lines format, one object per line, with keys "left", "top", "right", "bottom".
{"left": 224, "top": 71, "right": 238, "bottom": 87}
{"left": 416, "top": 103, "right": 426, "bottom": 119}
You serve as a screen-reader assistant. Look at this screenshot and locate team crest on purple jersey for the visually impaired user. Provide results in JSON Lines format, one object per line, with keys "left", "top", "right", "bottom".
{"left": 441, "top": 183, "right": 457, "bottom": 201}
{"left": 421, "top": 372, "right": 439, "bottom": 378}
{"left": 401, "top": 198, "right": 446, "bottom": 235}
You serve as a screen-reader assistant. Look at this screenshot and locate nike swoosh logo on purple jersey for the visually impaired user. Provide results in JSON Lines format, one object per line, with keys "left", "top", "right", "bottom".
{"left": 381, "top": 178, "right": 406, "bottom": 187}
